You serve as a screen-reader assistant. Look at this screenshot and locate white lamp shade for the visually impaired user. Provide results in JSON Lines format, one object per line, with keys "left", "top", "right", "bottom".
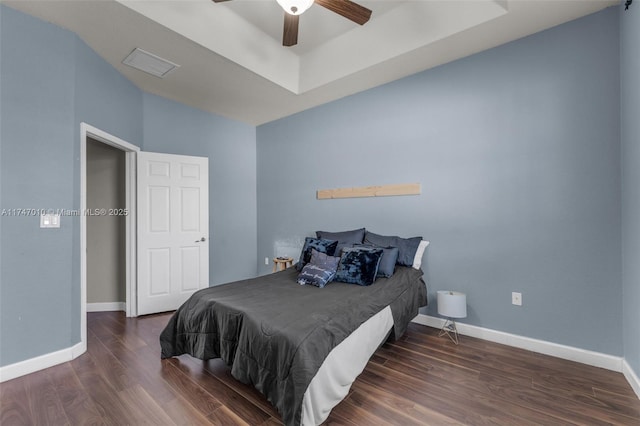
{"left": 276, "top": 0, "right": 314, "bottom": 15}
{"left": 437, "top": 291, "right": 467, "bottom": 318}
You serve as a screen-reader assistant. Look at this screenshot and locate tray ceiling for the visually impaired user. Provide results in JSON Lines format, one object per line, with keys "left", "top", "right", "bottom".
{"left": 4, "top": 0, "right": 618, "bottom": 125}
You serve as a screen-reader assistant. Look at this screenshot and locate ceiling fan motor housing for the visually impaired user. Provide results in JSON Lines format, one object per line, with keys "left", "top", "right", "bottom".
{"left": 215, "top": 0, "right": 372, "bottom": 47}
{"left": 277, "top": 0, "right": 314, "bottom": 15}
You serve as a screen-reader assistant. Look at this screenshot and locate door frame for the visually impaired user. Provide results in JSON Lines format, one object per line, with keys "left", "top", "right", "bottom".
{"left": 80, "top": 123, "right": 140, "bottom": 348}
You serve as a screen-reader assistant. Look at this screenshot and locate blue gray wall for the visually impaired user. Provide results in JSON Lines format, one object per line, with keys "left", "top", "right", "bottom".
{"left": 257, "top": 9, "right": 622, "bottom": 355}
{"left": 621, "top": 4, "right": 640, "bottom": 375}
{"left": 1, "top": 5, "right": 81, "bottom": 366}
{"left": 0, "top": 5, "right": 257, "bottom": 367}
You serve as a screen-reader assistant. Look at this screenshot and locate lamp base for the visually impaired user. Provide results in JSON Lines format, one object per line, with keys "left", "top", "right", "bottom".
{"left": 438, "top": 318, "right": 460, "bottom": 345}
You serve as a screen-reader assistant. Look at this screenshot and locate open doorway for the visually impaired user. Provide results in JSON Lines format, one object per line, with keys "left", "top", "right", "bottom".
{"left": 80, "top": 123, "right": 139, "bottom": 351}
{"left": 86, "top": 139, "right": 126, "bottom": 312}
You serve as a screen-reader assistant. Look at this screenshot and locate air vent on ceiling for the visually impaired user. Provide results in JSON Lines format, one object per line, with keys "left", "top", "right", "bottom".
{"left": 122, "top": 48, "right": 179, "bottom": 78}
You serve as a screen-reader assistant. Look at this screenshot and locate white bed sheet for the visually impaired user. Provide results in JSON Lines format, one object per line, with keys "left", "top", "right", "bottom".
{"left": 300, "top": 305, "right": 394, "bottom": 425}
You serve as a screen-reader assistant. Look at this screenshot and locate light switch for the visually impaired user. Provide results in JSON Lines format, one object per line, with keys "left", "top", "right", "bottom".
{"left": 40, "top": 213, "right": 60, "bottom": 228}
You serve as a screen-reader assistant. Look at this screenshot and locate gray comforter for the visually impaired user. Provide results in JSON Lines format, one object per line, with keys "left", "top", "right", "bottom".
{"left": 159, "top": 266, "right": 427, "bottom": 426}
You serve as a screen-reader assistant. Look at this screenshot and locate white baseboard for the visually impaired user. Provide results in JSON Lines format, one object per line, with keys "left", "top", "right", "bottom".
{"left": 623, "top": 359, "right": 640, "bottom": 399}
{"left": 87, "top": 302, "right": 125, "bottom": 312}
{"left": 0, "top": 341, "right": 86, "bottom": 383}
{"left": 412, "top": 314, "right": 623, "bottom": 372}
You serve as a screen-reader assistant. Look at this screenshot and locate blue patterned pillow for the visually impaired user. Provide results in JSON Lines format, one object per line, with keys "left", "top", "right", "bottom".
{"left": 355, "top": 244, "right": 399, "bottom": 277}
{"left": 297, "top": 249, "right": 340, "bottom": 288}
{"left": 334, "top": 247, "right": 384, "bottom": 286}
{"left": 296, "top": 237, "right": 338, "bottom": 271}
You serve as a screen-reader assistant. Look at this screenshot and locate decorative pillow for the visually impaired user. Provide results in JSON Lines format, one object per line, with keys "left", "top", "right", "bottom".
{"left": 355, "top": 244, "right": 399, "bottom": 278}
{"left": 297, "top": 249, "right": 340, "bottom": 288}
{"left": 334, "top": 247, "right": 384, "bottom": 286}
{"left": 296, "top": 237, "right": 338, "bottom": 271}
{"left": 364, "top": 231, "right": 422, "bottom": 267}
{"left": 316, "top": 228, "right": 366, "bottom": 256}
{"left": 412, "top": 240, "right": 430, "bottom": 269}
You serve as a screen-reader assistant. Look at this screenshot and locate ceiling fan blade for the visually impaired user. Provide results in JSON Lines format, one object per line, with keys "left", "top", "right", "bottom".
{"left": 314, "top": 0, "right": 371, "bottom": 25}
{"left": 283, "top": 13, "right": 299, "bottom": 47}
{"left": 212, "top": 0, "right": 232, "bottom": 3}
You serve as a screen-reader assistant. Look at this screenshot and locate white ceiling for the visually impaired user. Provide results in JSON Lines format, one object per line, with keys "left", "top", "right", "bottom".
{"left": 4, "top": 0, "right": 618, "bottom": 125}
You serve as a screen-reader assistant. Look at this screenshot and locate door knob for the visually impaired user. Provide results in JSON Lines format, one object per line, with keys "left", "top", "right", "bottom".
{"left": 195, "top": 237, "right": 206, "bottom": 242}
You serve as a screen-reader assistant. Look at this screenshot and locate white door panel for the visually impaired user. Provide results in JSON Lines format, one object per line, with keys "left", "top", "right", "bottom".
{"left": 137, "top": 151, "right": 209, "bottom": 315}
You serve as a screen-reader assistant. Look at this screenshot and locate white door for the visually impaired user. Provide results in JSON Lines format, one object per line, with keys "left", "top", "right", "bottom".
{"left": 137, "top": 151, "right": 209, "bottom": 315}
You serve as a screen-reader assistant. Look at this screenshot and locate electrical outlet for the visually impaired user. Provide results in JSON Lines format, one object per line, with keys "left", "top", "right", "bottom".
{"left": 265, "top": 257, "right": 269, "bottom": 265}
{"left": 512, "top": 292, "right": 522, "bottom": 306}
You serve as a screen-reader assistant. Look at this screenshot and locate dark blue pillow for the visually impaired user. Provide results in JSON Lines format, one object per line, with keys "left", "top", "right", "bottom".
{"left": 316, "top": 228, "right": 365, "bottom": 256}
{"left": 355, "top": 244, "right": 399, "bottom": 277}
{"left": 364, "top": 231, "right": 422, "bottom": 266}
{"left": 296, "top": 237, "right": 338, "bottom": 271}
{"left": 297, "top": 249, "right": 340, "bottom": 288}
{"left": 334, "top": 247, "right": 383, "bottom": 286}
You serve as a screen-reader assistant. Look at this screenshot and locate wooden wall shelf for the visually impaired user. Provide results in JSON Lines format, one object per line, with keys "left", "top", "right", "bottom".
{"left": 317, "top": 183, "right": 421, "bottom": 200}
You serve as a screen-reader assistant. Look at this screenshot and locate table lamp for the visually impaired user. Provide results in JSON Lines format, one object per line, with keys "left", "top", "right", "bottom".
{"left": 437, "top": 290, "right": 467, "bottom": 344}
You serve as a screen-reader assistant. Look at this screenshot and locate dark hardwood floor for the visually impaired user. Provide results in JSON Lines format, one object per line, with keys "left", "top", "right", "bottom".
{"left": 1, "top": 311, "right": 639, "bottom": 425}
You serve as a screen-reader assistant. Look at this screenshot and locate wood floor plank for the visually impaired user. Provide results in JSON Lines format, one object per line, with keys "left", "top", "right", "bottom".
{"left": 0, "top": 376, "right": 32, "bottom": 426}
{"left": 328, "top": 396, "right": 391, "bottom": 426}
{"left": 346, "top": 388, "right": 424, "bottom": 426}
{"left": 159, "top": 358, "right": 222, "bottom": 417}
{"left": 70, "top": 345, "right": 139, "bottom": 425}
{"left": 205, "top": 405, "right": 252, "bottom": 425}
{"left": 359, "top": 362, "right": 567, "bottom": 426}
{"left": 532, "top": 367, "right": 635, "bottom": 397}
{"left": 99, "top": 334, "right": 178, "bottom": 405}
{"left": 476, "top": 371, "right": 633, "bottom": 425}
{"left": 45, "top": 363, "right": 107, "bottom": 426}
{"left": 197, "top": 357, "right": 281, "bottom": 418}
{"left": 374, "top": 356, "right": 563, "bottom": 424}
{"left": 2, "top": 311, "right": 638, "bottom": 426}
{"left": 532, "top": 381, "right": 640, "bottom": 421}
{"left": 321, "top": 410, "right": 361, "bottom": 426}
{"left": 117, "top": 384, "right": 177, "bottom": 425}
{"left": 86, "top": 329, "right": 133, "bottom": 392}
{"left": 405, "top": 323, "right": 633, "bottom": 394}
{"left": 373, "top": 354, "right": 607, "bottom": 426}
{"left": 376, "top": 344, "right": 484, "bottom": 383}
{"left": 351, "top": 379, "right": 463, "bottom": 425}
{"left": 593, "top": 386, "right": 640, "bottom": 417}
{"left": 176, "top": 356, "right": 274, "bottom": 425}
{"left": 162, "top": 396, "right": 216, "bottom": 426}
{"left": 430, "top": 326, "right": 636, "bottom": 397}
{"left": 388, "top": 337, "right": 537, "bottom": 386}
{"left": 23, "top": 368, "right": 70, "bottom": 425}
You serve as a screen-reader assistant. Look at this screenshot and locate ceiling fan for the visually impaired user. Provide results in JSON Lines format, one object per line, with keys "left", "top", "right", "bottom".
{"left": 212, "top": 0, "right": 372, "bottom": 47}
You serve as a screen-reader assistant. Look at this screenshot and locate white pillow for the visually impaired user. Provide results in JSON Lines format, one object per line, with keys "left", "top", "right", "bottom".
{"left": 412, "top": 240, "right": 430, "bottom": 269}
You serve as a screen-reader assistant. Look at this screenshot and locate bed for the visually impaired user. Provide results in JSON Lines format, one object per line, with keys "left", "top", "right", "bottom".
{"left": 160, "top": 230, "right": 428, "bottom": 426}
